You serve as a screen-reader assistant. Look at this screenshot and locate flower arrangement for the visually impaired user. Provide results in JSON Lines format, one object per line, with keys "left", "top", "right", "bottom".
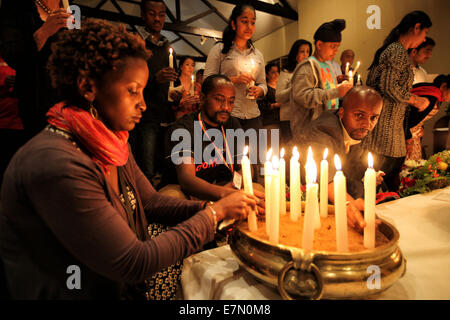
{"left": 399, "top": 150, "right": 450, "bottom": 197}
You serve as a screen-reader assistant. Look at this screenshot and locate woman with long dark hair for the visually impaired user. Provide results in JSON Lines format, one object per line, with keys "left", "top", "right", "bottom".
{"left": 204, "top": 3, "right": 267, "bottom": 132}
{"left": 361, "top": 10, "right": 432, "bottom": 191}
{"left": 276, "top": 39, "right": 312, "bottom": 144}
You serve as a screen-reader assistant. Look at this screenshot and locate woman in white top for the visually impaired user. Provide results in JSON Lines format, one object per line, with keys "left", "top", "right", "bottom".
{"left": 276, "top": 39, "right": 312, "bottom": 144}
{"left": 204, "top": 3, "right": 267, "bottom": 132}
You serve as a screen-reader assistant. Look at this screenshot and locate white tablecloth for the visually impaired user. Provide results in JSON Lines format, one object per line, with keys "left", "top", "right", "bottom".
{"left": 181, "top": 187, "right": 450, "bottom": 300}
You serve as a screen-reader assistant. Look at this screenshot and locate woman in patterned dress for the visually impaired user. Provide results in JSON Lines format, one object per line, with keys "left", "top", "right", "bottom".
{"left": 361, "top": 11, "right": 432, "bottom": 191}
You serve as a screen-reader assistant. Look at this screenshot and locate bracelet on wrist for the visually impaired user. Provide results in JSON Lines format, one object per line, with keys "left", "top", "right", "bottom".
{"left": 205, "top": 201, "right": 217, "bottom": 233}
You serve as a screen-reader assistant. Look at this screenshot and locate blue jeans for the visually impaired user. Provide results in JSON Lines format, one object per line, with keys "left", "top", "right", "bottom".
{"left": 130, "top": 121, "right": 164, "bottom": 181}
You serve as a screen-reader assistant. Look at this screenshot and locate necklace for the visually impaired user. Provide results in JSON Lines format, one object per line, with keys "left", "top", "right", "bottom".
{"left": 35, "top": 0, "right": 52, "bottom": 14}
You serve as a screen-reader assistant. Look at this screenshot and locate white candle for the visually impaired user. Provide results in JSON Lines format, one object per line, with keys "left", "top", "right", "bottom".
{"left": 364, "top": 152, "right": 376, "bottom": 249}
{"left": 320, "top": 148, "right": 329, "bottom": 218}
{"left": 353, "top": 61, "right": 361, "bottom": 74}
{"left": 242, "top": 146, "right": 257, "bottom": 232}
{"left": 345, "top": 62, "right": 349, "bottom": 76}
{"left": 334, "top": 155, "right": 348, "bottom": 252}
{"left": 302, "top": 159, "right": 318, "bottom": 251}
{"left": 169, "top": 48, "right": 174, "bottom": 89}
{"left": 279, "top": 148, "right": 286, "bottom": 215}
{"left": 306, "top": 147, "right": 321, "bottom": 229}
{"left": 270, "top": 156, "right": 280, "bottom": 244}
{"left": 290, "top": 147, "right": 301, "bottom": 221}
{"left": 265, "top": 149, "right": 273, "bottom": 235}
{"left": 190, "top": 74, "right": 195, "bottom": 96}
{"left": 357, "top": 74, "right": 361, "bottom": 86}
{"left": 348, "top": 70, "right": 354, "bottom": 85}
{"left": 62, "top": 0, "right": 69, "bottom": 10}
{"left": 246, "top": 59, "right": 256, "bottom": 99}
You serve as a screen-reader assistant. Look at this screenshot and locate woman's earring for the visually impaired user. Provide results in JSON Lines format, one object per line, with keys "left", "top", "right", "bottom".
{"left": 89, "top": 102, "right": 99, "bottom": 120}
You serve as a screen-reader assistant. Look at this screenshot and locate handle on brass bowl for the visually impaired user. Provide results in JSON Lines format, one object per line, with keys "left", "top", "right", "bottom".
{"left": 277, "top": 261, "right": 324, "bottom": 300}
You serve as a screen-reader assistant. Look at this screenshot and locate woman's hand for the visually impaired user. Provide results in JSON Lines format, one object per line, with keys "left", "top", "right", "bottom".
{"left": 346, "top": 201, "right": 366, "bottom": 232}
{"left": 413, "top": 96, "right": 430, "bottom": 112}
{"left": 337, "top": 82, "right": 353, "bottom": 97}
{"left": 248, "top": 85, "right": 264, "bottom": 99}
{"left": 40, "top": 9, "right": 71, "bottom": 38}
{"left": 230, "top": 73, "right": 254, "bottom": 85}
{"left": 211, "top": 190, "right": 258, "bottom": 223}
{"left": 34, "top": 9, "right": 72, "bottom": 51}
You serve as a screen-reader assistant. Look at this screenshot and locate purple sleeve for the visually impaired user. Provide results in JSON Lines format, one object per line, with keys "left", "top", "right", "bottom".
{"left": 26, "top": 149, "right": 214, "bottom": 284}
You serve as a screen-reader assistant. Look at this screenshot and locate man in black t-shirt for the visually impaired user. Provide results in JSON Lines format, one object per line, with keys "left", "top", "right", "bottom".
{"left": 161, "top": 75, "right": 264, "bottom": 204}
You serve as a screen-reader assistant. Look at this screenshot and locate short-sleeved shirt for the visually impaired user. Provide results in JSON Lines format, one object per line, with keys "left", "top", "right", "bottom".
{"left": 311, "top": 56, "right": 339, "bottom": 110}
{"left": 164, "top": 112, "right": 243, "bottom": 186}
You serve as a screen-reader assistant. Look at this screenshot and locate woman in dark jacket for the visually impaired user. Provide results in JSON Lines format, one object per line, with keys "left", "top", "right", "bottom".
{"left": 0, "top": 19, "right": 256, "bottom": 300}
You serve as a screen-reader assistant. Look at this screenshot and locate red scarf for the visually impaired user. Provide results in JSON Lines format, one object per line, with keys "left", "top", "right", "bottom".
{"left": 411, "top": 86, "right": 443, "bottom": 102}
{"left": 47, "top": 102, "right": 129, "bottom": 172}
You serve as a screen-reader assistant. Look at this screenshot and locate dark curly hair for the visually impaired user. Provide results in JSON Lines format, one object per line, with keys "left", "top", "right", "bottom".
{"left": 47, "top": 18, "right": 151, "bottom": 107}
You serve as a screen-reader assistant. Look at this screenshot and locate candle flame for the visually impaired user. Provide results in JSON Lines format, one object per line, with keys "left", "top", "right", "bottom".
{"left": 243, "top": 145, "right": 248, "bottom": 157}
{"left": 323, "top": 148, "right": 328, "bottom": 160}
{"left": 169, "top": 48, "right": 173, "bottom": 54}
{"left": 191, "top": 75, "right": 194, "bottom": 81}
{"left": 266, "top": 148, "right": 273, "bottom": 162}
{"left": 334, "top": 154, "right": 342, "bottom": 171}
{"left": 356, "top": 61, "right": 360, "bottom": 67}
{"left": 280, "top": 148, "right": 285, "bottom": 159}
{"left": 272, "top": 155, "right": 279, "bottom": 169}
{"left": 349, "top": 70, "right": 353, "bottom": 78}
{"left": 293, "top": 146, "right": 299, "bottom": 160}
{"left": 368, "top": 152, "right": 374, "bottom": 168}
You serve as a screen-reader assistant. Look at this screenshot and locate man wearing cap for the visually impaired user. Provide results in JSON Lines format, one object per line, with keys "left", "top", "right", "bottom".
{"left": 289, "top": 19, "right": 353, "bottom": 142}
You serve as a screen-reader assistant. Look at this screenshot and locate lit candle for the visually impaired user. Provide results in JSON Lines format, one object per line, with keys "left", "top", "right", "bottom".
{"left": 345, "top": 62, "right": 349, "bottom": 76}
{"left": 357, "top": 74, "right": 361, "bottom": 86}
{"left": 348, "top": 70, "right": 354, "bottom": 85}
{"left": 320, "top": 148, "right": 329, "bottom": 218}
{"left": 364, "top": 152, "right": 376, "bottom": 249}
{"left": 306, "top": 147, "right": 321, "bottom": 229}
{"left": 353, "top": 61, "right": 361, "bottom": 74}
{"left": 62, "top": 0, "right": 69, "bottom": 10}
{"left": 242, "top": 146, "right": 257, "bottom": 232}
{"left": 279, "top": 148, "right": 286, "bottom": 215}
{"left": 246, "top": 59, "right": 256, "bottom": 100}
{"left": 290, "top": 147, "right": 301, "bottom": 222}
{"left": 190, "top": 74, "right": 195, "bottom": 96}
{"left": 265, "top": 149, "right": 273, "bottom": 235}
{"left": 270, "top": 156, "right": 280, "bottom": 244}
{"left": 302, "top": 158, "right": 318, "bottom": 251}
{"left": 169, "top": 48, "right": 174, "bottom": 89}
{"left": 334, "top": 155, "right": 348, "bottom": 252}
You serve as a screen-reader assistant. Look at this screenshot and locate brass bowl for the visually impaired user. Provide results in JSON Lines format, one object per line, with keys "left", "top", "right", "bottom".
{"left": 228, "top": 213, "right": 406, "bottom": 300}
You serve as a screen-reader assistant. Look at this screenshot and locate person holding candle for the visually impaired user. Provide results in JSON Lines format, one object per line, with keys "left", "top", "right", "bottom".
{"left": 129, "top": 0, "right": 178, "bottom": 187}
{"left": 0, "top": 20, "right": 259, "bottom": 300}
{"left": 289, "top": 19, "right": 353, "bottom": 142}
{"left": 338, "top": 49, "right": 362, "bottom": 86}
{"left": 161, "top": 75, "right": 265, "bottom": 211}
{"left": 0, "top": 0, "right": 72, "bottom": 141}
{"left": 171, "top": 56, "right": 201, "bottom": 120}
{"left": 257, "top": 62, "right": 281, "bottom": 149}
{"left": 361, "top": 11, "right": 432, "bottom": 192}
{"left": 297, "top": 86, "right": 384, "bottom": 231}
{"left": 276, "top": 39, "right": 312, "bottom": 145}
{"left": 204, "top": 3, "right": 267, "bottom": 166}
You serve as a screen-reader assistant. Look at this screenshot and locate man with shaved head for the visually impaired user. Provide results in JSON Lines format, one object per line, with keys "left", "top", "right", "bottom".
{"left": 298, "top": 86, "right": 383, "bottom": 231}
